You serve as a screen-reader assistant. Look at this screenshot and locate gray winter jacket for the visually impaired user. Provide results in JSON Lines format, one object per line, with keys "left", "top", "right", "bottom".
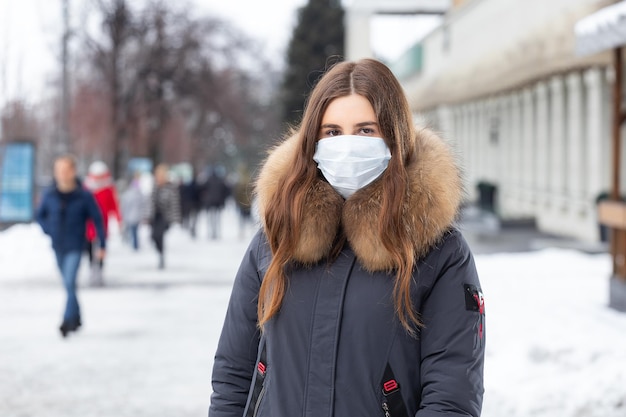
{"left": 209, "top": 129, "right": 485, "bottom": 417}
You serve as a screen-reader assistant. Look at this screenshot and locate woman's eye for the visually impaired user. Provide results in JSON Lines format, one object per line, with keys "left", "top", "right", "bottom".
{"left": 359, "top": 127, "right": 375, "bottom": 135}
{"left": 326, "top": 129, "right": 341, "bottom": 137}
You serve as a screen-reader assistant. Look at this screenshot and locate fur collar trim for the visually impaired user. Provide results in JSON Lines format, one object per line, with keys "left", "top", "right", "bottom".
{"left": 255, "top": 128, "right": 464, "bottom": 271}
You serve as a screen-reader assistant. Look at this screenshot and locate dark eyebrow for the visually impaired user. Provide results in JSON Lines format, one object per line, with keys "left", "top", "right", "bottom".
{"left": 320, "top": 121, "right": 379, "bottom": 129}
{"left": 356, "top": 121, "right": 378, "bottom": 128}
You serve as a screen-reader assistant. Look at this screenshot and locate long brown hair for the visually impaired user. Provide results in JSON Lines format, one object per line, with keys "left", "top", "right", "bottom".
{"left": 258, "top": 58, "right": 420, "bottom": 334}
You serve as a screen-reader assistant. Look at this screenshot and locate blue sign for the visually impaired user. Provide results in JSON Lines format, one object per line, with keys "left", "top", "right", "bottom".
{"left": 0, "top": 141, "right": 36, "bottom": 223}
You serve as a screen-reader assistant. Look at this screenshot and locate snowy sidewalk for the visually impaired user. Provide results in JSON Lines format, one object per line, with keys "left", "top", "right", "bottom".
{"left": 0, "top": 204, "right": 254, "bottom": 417}
{"left": 1, "top": 203, "right": 626, "bottom": 417}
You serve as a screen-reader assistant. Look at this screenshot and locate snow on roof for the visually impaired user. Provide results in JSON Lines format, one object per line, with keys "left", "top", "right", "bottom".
{"left": 575, "top": 1, "right": 626, "bottom": 56}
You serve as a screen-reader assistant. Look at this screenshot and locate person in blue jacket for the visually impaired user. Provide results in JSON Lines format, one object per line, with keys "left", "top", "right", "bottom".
{"left": 209, "top": 58, "right": 485, "bottom": 417}
{"left": 36, "top": 155, "right": 106, "bottom": 338}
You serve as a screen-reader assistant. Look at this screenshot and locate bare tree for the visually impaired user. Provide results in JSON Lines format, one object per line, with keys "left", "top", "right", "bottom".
{"left": 84, "top": 0, "right": 135, "bottom": 179}
{"left": 1, "top": 100, "right": 40, "bottom": 141}
{"left": 69, "top": 82, "right": 112, "bottom": 164}
{"left": 75, "top": 0, "right": 282, "bottom": 178}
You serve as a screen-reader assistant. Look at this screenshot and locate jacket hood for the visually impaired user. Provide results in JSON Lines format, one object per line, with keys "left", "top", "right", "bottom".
{"left": 255, "top": 128, "right": 464, "bottom": 272}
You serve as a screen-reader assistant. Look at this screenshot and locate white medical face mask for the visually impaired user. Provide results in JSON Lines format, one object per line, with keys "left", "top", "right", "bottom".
{"left": 313, "top": 135, "right": 391, "bottom": 199}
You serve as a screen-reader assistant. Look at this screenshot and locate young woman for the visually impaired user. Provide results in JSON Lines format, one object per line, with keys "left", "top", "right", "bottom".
{"left": 209, "top": 58, "right": 485, "bottom": 417}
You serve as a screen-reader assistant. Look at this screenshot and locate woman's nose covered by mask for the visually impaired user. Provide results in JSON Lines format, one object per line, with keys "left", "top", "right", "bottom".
{"left": 313, "top": 135, "right": 392, "bottom": 199}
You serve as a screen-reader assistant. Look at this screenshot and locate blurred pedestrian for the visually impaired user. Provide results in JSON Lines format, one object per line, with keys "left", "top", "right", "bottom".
{"left": 200, "top": 166, "right": 230, "bottom": 240}
{"left": 209, "top": 59, "right": 485, "bottom": 416}
{"left": 84, "top": 160, "right": 121, "bottom": 286}
{"left": 146, "top": 163, "right": 181, "bottom": 269}
{"left": 232, "top": 163, "right": 254, "bottom": 239}
{"left": 36, "top": 155, "right": 106, "bottom": 338}
{"left": 179, "top": 174, "right": 201, "bottom": 238}
{"left": 120, "top": 172, "right": 145, "bottom": 251}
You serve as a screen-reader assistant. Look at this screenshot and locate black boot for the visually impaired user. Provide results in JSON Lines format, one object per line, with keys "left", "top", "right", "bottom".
{"left": 59, "top": 322, "right": 72, "bottom": 338}
{"left": 59, "top": 317, "right": 81, "bottom": 338}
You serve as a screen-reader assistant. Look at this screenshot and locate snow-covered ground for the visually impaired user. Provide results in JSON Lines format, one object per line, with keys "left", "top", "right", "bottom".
{"left": 1, "top": 202, "right": 625, "bottom": 417}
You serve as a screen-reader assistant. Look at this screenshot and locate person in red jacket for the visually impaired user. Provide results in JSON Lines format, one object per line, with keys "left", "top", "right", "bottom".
{"left": 84, "top": 161, "right": 122, "bottom": 286}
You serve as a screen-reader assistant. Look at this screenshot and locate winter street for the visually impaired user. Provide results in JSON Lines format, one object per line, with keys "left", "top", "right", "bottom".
{"left": 0, "top": 204, "right": 252, "bottom": 417}
{"left": 1, "top": 203, "right": 626, "bottom": 417}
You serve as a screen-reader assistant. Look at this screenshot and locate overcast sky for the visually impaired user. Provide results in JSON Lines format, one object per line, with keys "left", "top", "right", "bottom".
{"left": 0, "top": 0, "right": 440, "bottom": 104}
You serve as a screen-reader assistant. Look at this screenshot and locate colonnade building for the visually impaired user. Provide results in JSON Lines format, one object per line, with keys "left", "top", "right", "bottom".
{"left": 345, "top": 0, "right": 624, "bottom": 243}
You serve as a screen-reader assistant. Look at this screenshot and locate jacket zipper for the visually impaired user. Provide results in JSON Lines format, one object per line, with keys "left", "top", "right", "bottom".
{"left": 253, "top": 385, "right": 266, "bottom": 417}
{"left": 382, "top": 401, "right": 391, "bottom": 417}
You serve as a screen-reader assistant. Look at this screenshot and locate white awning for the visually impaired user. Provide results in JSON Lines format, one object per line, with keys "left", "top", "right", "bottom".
{"left": 575, "top": 1, "right": 626, "bottom": 56}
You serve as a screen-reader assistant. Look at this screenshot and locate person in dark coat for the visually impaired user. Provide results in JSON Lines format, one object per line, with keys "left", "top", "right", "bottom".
{"left": 36, "top": 155, "right": 106, "bottom": 338}
{"left": 200, "top": 167, "right": 230, "bottom": 240}
{"left": 146, "top": 163, "right": 181, "bottom": 269}
{"left": 232, "top": 163, "right": 254, "bottom": 239}
{"left": 209, "top": 59, "right": 485, "bottom": 417}
{"left": 179, "top": 175, "right": 201, "bottom": 238}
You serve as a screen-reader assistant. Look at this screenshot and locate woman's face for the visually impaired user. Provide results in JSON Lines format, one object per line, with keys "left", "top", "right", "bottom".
{"left": 318, "top": 94, "right": 380, "bottom": 139}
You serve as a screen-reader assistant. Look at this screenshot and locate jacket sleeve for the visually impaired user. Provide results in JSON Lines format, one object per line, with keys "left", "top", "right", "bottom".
{"left": 110, "top": 188, "right": 123, "bottom": 224}
{"left": 209, "top": 231, "right": 265, "bottom": 417}
{"left": 86, "top": 191, "right": 107, "bottom": 249}
{"left": 416, "top": 230, "right": 485, "bottom": 417}
{"left": 35, "top": 192, "right": 51, "bottom": 235}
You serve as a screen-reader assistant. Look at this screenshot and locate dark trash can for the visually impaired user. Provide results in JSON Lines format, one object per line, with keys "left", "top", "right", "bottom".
{"left": 477, "top": 181, "right": 497, "bottom": 214}
{"left": 596, "top": 192, "right": 611, "bottom": 243}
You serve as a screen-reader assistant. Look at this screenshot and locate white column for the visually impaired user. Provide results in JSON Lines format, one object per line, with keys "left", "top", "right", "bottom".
{"left": 583, "top": 68, "right": 610, "bottom": 241}
{"left": 485, "top": 98, "right": 498, "bottom": 184}
{"left": 521, "top": 87, "right": 536, "bottom": 214}
{"left": 585, "top": 68, "right": 610, "bottom": 198}
{"left": 510, "top": 92, "right": 523, "bottom": 216}
{"left": 534, "top": 81, "right": 550, "bottom": 225}
{"left": 475, "top": 100, "right": 493, "bottom": 181}
{"left": 344, "top": 8, "right": 373, "bottom": 60}
{"left": 450, "top": 107, "right": 460, "bottom": 158}
{"left": 549, "top": 76, "right": 567, "bottom": 217}
{"left": 470, "top": 103, "right": 481, "bottom": 201}
{"left": 455, "top": 106, "right": 467, "bottom": 196}
{"left": 566, "top": 72, "right": 585, "bottom": 203}
{"left": 454, "top": 107, "right": 471, "bottom": 195}
{"left": 563, "top": 71, "right": 594, "bottom": 241}
{"left": 499, "top": 95, "right": 514, "bottom": 217}
{"left": 468, "top": 103, "right": 480, "bottom": 184}
{"left": 480, "top": 100, "right": 491, "bottom": 184}
{"left": 437, "top": 105, "right": 454, "bottom": 141}
{"left": 464, "top": 104, "right": 477, "bottom": 201}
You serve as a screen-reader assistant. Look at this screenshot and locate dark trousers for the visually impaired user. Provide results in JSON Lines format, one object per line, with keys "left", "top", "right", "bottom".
{"left": 151, "top": 213, "right": 169, "bottom": 268}
{"left": 151, "top": 218, "right": 168, "bottom": 254}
